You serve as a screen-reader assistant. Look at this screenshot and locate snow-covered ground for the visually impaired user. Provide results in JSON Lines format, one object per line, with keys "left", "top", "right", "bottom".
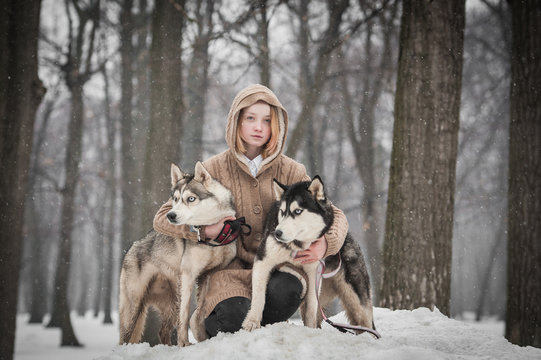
{"left": 15, "top": 307, "right": 540, "bottom": 360}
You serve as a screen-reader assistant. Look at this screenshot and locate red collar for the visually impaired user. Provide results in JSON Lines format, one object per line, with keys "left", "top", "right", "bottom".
{"left": 202, "top": 217, "right": 251, "bottom": 247}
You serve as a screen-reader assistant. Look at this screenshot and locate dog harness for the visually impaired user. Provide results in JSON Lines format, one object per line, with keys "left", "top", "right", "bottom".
{"left": 198, "top": 217, "right": 252, "bottom": 247}
{"left": 315, "top": 254, "right": 382, "bottom": 339}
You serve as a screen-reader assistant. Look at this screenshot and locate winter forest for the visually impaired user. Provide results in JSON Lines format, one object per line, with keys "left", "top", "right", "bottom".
{"left": 1, "top": 0, "right": 540, "bottom": 359}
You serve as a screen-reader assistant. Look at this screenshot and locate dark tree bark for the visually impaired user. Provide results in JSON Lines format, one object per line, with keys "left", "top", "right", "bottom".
{"left": 255, "top": 0, "right": 270, "bottom": 87}
{"left": 182, "top": 0, "right": 214, "bottom": 169}
{"left": 140, "top": 0, "right": 185, "bottom": 345}
{"left": 141, "top": 0, "right": 185, "bottom": 230}
{"left": 379, "top": 0, "right": 465, "bottom": 316}
{"left": 0, "top": 1, "right": 44, "bottom": 359}
{"left": 505, "top": 0, "right": 541, "bottom": 348}
{"left": 119, "top": 0, "right": 141, "bottom": 255}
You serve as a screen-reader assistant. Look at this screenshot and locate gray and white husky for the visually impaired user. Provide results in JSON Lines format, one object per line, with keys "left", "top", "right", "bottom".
{"left": 119, "top": 162, "right": 237, "bottom": 346}
{"left": 242, "top": 176, "right": 375, "bottom": 334}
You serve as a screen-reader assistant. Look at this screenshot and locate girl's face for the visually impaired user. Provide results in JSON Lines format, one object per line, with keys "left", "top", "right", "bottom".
{"left": 239, "top": 102, "right": 272, "bottom": 159}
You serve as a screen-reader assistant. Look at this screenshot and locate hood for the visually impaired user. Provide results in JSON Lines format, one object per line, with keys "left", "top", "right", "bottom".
{"left": 225, "top": 84, "right": 288, "bottom": 169}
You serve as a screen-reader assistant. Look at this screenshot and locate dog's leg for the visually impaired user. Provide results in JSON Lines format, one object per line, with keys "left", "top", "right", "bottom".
{"left": 189, "top": 273, "right": 209, "bottom": 342}
{"left": 155, "top": 281, "right": 178, "bottom": 345}
{"left": 242, "top": 259, "right": 275, "bottom": 331}
{"left": 301, "top": 263, "right": 319, "bottom": 328}
{"left": 177, "top": 272, "right": 197, "bottom": 347}
{"left": 123, "top": 303, "right": 148, "bottom": 344}
{"left": 189, "top": 307, "right": 208, "bottom": 342}
{"left": 316, "top": 278, "right": 337, "bottom": 328}
{"left": 335, "top": 276, "right": 374, "bottom": 332}
{"left": 119, "top": 279, "right": 148, "bottom": 344}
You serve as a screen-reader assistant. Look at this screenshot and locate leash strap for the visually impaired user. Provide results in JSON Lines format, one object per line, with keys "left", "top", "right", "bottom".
{"left": 315, "top": 254, "right": 382, "bottom": 339}
{"left": 204, "top": 217, "right": 251, "bottom": 247}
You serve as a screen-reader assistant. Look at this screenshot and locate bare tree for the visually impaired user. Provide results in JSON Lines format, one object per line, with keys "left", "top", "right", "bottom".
{"left": 182, "top": 0, "right": 216, "bottom": 169}
{"left": 255, "top": 0, "right": 271, "bottom": 86}
{"left": 140, "top": 0, "right": 185, "bottom": 231}
{"left": 0, "top": 0, "right": 45, "bottom": 358}
{"left": 339, "top": 0, "right": 398, "bottom": 304}
{"left": 286, "top": 0, "right": 388, "bottom": 161}
{"left": 46, "top": 0, "right": 102, "bottom": 347}
{"left": 139, "top": 0, "right": 185, "bottom": 345}
{"left": 505, "top": 0, "right": 541, "bottom": 348}
{"left": 26, "top": 87, "right": 58, "bottom": 324}
{"left": 101, "top": 63, "right": 115, "bottom": 324}
{"left": 379, "top": 0, "right": 465, "bottom": 316}
{"left": 286, "top": 0, "right": 350, "bottom": 161}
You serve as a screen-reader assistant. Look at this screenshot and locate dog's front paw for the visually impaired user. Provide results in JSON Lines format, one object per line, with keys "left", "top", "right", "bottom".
{"left": 177, "top": 339, "right": 193, "bottom": 347}
{"left": 242, "top": 316, "right": 261, "bottom": 332}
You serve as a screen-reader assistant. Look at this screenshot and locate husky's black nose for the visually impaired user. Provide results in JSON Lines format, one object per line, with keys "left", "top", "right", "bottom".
{"left": 167, "top": 211, "right": 177, "bottom": 222}
{"left": 274, "top": 230, "right": 282, "bottom": 239}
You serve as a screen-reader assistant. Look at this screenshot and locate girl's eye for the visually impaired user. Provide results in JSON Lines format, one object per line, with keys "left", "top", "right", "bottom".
{"left": 246, "top": 116, "right": 255, "bottom": 121}
{"left": 187, "top": 196, "right": 196, "bottom": 203}
{"left": 294, "top": 209, "right": 303, "bottom": 215}
{"left": 264, "top": 118, "right": 271, "bottom": 123}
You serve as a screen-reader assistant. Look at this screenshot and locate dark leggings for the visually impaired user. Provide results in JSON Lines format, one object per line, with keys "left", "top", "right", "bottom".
{"left": 204, "top": 271, "right": 303, "bottom": 337}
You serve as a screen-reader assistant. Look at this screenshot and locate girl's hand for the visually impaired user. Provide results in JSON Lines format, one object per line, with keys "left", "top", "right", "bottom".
{"left": 204, "top": 216, "right": 236, "bottom": 240}
{"left": 294, "top": 236, "right": 327, "bottom": 264}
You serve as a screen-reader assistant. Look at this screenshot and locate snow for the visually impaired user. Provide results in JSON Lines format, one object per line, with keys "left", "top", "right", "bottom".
{"left": 15, "top": 308, "right": 540, "bottom": 360}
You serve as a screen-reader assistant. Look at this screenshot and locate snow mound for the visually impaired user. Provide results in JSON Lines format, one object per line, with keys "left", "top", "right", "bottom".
{"left": 96, "top": 307, "right": 541, "bottom": 360}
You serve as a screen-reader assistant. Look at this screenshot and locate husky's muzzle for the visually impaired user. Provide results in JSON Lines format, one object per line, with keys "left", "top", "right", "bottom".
{"left": 166, "top": 211, "right": 178, "bottom": 224}
{"left": 273, "top": 230, "right": 293, "bottom": 244}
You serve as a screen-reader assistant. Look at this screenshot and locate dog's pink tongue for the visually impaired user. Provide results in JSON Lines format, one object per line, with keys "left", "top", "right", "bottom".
{"left": 291, "top": 250, "right": 298, "bottom": 258}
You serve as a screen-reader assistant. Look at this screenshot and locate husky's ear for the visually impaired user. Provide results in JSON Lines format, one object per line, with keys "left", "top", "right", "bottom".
{"left": 273, "top": 179, "right": 288, "bottom": 201}
{"left": 308, "top": 176, "right": 326, "bottom": 201}
{"left": 171, "top": 163, "right": 184, "bottom": 188}
{"left": 194, "top": 161, "right": 212, "bottom": 188}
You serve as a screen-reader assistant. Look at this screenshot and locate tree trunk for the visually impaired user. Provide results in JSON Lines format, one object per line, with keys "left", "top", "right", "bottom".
{"left": 46, "top": 0, "right": 101, "bottom": 347}
{"left": 47, "top": 85, "right": 84, "bottom": 347}
{"left": 102, "top": 65, "right": 115, "bottom": 325}
{"left": 183, "top": 0, "right": 212, "bottom": 169}
{"left": 505, "top": 0, "right": 541, "bottom": 348}
{"left": 379, "top": 0, "right": 465, "bottom": 317}
{"left": 140, "top": 0, "right": 185, "bottom": 344}
{"left": 141, "top": 0, "right": 185, "bottom": 230}
{"left": 27, "top": 95, "right": 55, "bottom": 323}
{"left": 119, "top": 0, "right": 141, "bottom": 255}
{"left": 255, "top": 0, "right": 270, "bottom": 87}
{"left": 0, "top": 1, "right": 44, "bottom": 358}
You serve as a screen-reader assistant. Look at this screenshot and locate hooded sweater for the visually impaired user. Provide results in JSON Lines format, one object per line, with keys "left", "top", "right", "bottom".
{"left": 153, "top": 84, "right": 348, "bottom": 318}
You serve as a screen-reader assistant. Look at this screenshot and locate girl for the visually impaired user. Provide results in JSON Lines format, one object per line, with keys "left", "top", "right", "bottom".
{"left": 153, "top": 84, "right": 348, "bottom": 339}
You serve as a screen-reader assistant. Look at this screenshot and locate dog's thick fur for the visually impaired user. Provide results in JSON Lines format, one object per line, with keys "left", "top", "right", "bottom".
{"left": 242, "top": 176, "right": 375, "bottom": 333}
{"left": 119, "top": 162, "right": 237, "bottom": 346}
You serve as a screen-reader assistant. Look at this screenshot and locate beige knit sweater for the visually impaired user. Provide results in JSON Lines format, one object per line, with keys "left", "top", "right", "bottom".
{"left": 153, "top": 84, "right": 349, "bottom": 317}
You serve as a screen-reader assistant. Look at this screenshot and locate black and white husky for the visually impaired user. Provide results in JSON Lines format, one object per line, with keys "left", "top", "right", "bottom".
{"left": 119, "top": 162, "right": 237, "bottom": 346}
{"left": 242, "top": 176, "right": 375, "bottom": 334}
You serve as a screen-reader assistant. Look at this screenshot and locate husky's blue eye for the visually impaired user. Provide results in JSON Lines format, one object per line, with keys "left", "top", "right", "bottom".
{"left": 187, "top": 196, "right": 196, "bottom": 202}
{"left": 294, "top": 209, "right": 303, "bottom": 215}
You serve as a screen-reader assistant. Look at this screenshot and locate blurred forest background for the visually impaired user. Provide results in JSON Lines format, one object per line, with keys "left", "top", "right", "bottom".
{"left": 3, "top": 0, "right": 539, "bottom": 354}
